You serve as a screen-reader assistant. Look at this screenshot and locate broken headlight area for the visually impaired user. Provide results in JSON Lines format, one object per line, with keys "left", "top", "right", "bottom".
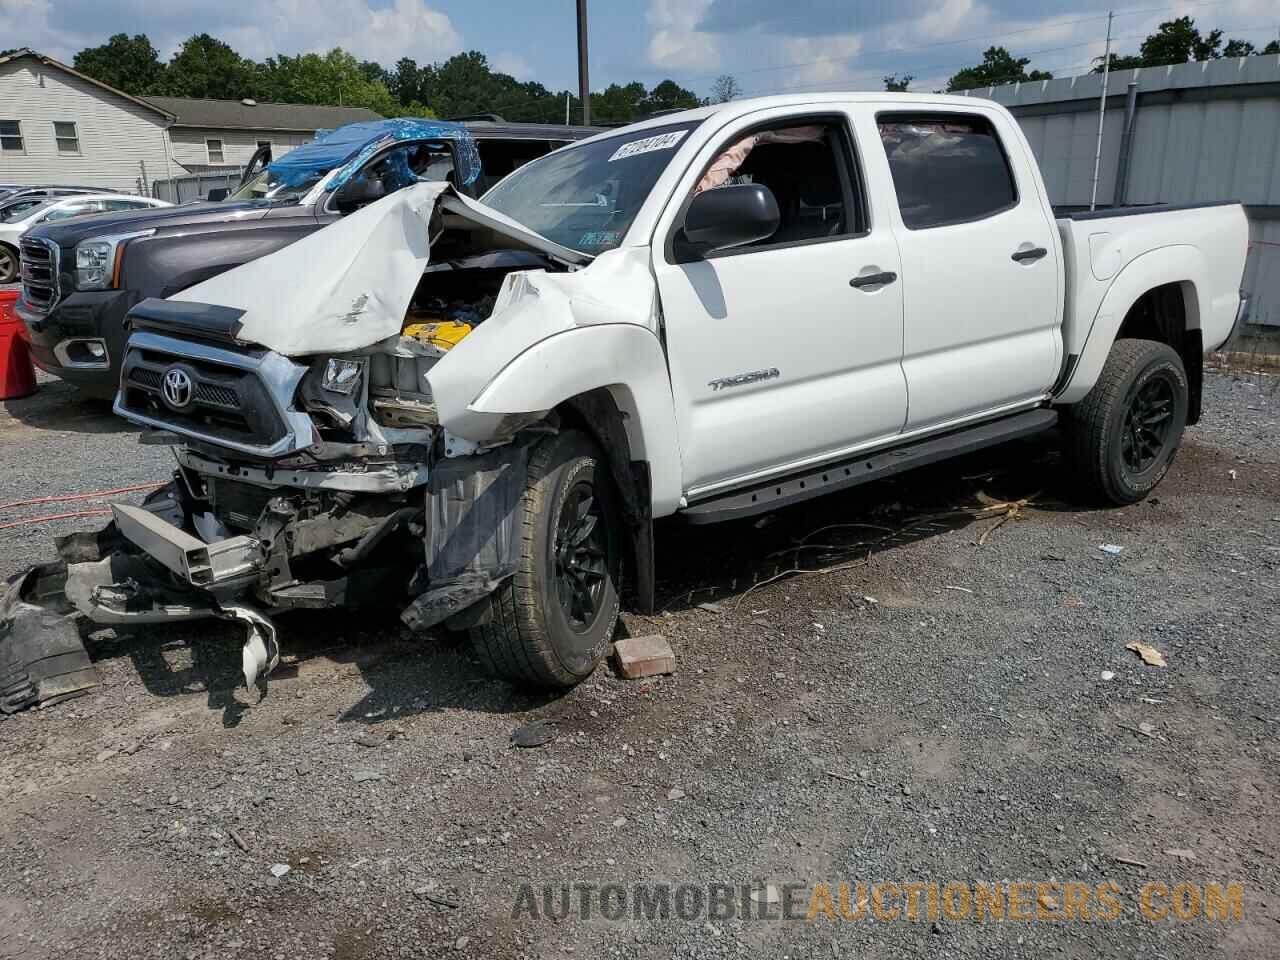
{"left": 295, "top": 259, "right": 510, "bottom": 443}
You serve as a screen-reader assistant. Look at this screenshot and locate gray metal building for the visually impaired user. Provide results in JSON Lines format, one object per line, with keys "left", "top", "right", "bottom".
{"left": 962, "top": 55, "right": 1280, "bottom": 330}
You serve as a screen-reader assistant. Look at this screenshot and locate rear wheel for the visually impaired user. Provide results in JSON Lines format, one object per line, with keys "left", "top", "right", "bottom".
{"left": 0, "top": 244, "right": 18, "bottom": 284}
{"left": 1066, "top": 338, "right": 1188, "bottom": 505}
{"left": 470, "top": 430, "right": 622, "bottom": 689}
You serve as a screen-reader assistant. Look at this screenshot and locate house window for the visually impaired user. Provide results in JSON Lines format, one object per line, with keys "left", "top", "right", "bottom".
{"left": 0, "top": 120, "right": 23, "bottom": 152}
{"left": 206, "top": 138, "right": 225, "bottom": 164}
{"left": 53, "top": 121, "right": 80, "bottom": 153}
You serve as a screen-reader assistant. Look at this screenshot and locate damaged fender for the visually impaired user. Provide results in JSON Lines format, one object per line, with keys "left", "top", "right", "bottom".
{"left": 427, "top": 247, "right": 684, "bottom": 515}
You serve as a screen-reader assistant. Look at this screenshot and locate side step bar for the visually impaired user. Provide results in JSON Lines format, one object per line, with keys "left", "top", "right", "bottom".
{"left": 682, "top": 408, "right": 1058, "bottom": 525}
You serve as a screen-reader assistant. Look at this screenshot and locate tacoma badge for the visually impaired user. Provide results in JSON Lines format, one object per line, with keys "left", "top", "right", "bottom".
{"left": 708, "top": 368, "right": 780, "bottom": 392}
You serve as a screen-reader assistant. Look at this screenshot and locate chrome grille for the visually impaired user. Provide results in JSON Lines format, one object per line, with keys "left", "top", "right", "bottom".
{"left": 19, "top": 238, "right": 59, "bottom": 314}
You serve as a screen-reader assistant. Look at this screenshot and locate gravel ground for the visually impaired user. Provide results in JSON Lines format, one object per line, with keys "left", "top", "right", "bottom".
{"left": 1, "top": 369, "right": 1277, "bottom": 959}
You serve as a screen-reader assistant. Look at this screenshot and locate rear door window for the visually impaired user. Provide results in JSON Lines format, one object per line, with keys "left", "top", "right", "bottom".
{"left": 877, "top": 114, "right": 1017, "bottom": 229}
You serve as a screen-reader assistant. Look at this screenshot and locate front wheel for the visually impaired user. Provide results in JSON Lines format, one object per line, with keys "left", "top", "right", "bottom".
{"left": 470, "top": 429, "right": 622, "bottom": 689}
{"left": 1065, "top": 338, "right": 1189, "bottom": 505}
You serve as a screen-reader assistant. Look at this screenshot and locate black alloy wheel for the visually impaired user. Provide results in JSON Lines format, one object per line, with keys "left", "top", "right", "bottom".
{"left": 553, "top": 481, "right": 611, "bottom": 632}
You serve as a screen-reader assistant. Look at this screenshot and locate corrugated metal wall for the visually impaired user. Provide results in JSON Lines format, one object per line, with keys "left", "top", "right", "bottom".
{"left": 963, "top": 56, "right": 1280, "bottom": 329}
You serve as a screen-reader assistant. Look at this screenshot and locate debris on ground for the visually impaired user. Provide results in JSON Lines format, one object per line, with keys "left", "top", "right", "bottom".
{"left": 269, "top": 863, "right": 291, "bottom": 878}
{"left": 613, "top": 635, "right": 676, "bottom": 679}
{"left": 1164, "top": 848, "right": 1197, "bottom": 860}
{"left": 666, "top": 787, "right": 686, "bottom": 801}
{"left": 1126, "top": 642, "right": 1168, "bottom": 667}
{"left": 510, "top": 719, "right": 557, "bottom": 748}
{"left": 1100, "top": 544, "right": 1124, "bottom": 556}
{"left": 1100, "top": 670, "right": 1115, "bottom": 681}
{"left": 695, "top": 601, "right": 724, "bottom": 614}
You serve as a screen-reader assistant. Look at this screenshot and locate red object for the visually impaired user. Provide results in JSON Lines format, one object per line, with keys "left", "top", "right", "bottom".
{"left": 0, "top": 289, "right": 37, "bottom": 400}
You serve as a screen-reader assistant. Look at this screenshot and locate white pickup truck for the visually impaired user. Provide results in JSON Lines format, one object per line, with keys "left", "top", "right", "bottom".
{"left": 0, "top": 93, "right": 1250, "bottom": 709}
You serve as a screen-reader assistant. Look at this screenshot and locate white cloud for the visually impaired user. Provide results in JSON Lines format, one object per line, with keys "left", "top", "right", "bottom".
{"left": 0, "top": 0, "right": 461, "bottom": 67}
{"left": 647, "top": 0, "right": 719, "bottom": 71}
{"left": 779, "top": 34, "right": 865, "bottom": 89}
{"left": 217, "top": 0, "right": 460, "bottom": 64}
{"left": 492, "top": 51, "right": 533, "bottom": 79}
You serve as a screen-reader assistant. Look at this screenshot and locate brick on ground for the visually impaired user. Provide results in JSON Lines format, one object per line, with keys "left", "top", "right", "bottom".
{"left": 612, "top": 635, "right": 676, "bottom": 680}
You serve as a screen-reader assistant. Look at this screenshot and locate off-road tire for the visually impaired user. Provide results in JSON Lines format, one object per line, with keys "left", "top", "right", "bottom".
{"left": 469, "top": 430, "right": 622, "bottom": 689}
{"left": 1066, "top": 338, "right": 1189, "bottom": 506}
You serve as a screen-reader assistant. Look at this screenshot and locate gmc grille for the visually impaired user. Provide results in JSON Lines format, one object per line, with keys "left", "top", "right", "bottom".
{"left": 19, "top": 238, "right": 59, "bottom": 314}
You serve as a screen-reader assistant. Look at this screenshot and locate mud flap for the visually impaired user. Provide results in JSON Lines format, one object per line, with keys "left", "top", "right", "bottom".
{"left": 0, "top": 564, "right": 97, "bottom": 714}
{"left": 400, "top": 438, "right": 532, "bottom": 632}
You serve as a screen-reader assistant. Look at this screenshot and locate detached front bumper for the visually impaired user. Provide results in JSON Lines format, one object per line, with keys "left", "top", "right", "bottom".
{"left": 17, "top": 289, "right": 139, "bottom": 395}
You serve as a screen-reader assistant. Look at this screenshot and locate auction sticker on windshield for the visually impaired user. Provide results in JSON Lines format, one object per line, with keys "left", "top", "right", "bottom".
{"left": 608, "top": 131, "right": 688, "bottom": 162}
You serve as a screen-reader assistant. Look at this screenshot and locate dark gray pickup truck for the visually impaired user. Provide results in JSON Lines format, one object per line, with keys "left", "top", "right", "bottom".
{"left": 17, "top": 118, "right": 592, "bottom": 396}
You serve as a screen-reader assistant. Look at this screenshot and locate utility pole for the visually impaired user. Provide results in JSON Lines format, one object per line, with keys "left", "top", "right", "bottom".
{"left": 577, "top": 0, "right": 591, "bottom": 126}
{"left": 1089, "top": 10, "right": 1114, "bottom": 212}
{"left": 565, "top": 92, "right": 570, "bottom": 125}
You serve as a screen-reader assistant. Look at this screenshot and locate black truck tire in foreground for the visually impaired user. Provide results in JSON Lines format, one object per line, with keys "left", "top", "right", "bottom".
{"left": 1067, "top": 338, "right": 1190, "bottom": 506}
{"left": 470, "top": 431, "right": 623, "bottom": 689}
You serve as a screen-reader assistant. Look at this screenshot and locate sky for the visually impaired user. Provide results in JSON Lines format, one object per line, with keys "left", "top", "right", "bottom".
{"left": 3, "top": 0, "right": 1279, "bottom": 98}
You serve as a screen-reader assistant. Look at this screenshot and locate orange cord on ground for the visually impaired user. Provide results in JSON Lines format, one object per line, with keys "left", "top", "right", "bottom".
{"left": 0, "top": 509, "right": 113, "bottom": 531}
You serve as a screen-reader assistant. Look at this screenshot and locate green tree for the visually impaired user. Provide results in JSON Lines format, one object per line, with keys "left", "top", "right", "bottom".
{"left": 1092, "top": 53, "right": 1145, "bottom": 73}
{"left": 710, "top": 74, "right": 742, "bottom": 102}
{"left": 163, "top": 33, "right": 261, "bottom": 99}
{"left": 945, "top": 47, "right": 1051, "bottom": 91}
{"left": 1095, "top": 17, "right": 1269, "bottom": 72}
{"left": 1139, "top": 16, "right": 1221, "bottom": 66}
{"left": 390, "top": 57, "right": 423, "bottom": 106}
{"left": 259, "top": 49, "right": 418, "bottom": 116}
{"left": 591, "top": 82, "right": 647, "bottom": 122}
{"left": 73, "top": 33, "right": 165, "bottom": 94}
{"left": 641, "top": 79, "right": 701, "bottom": 113}
{"left": 883, "top": 73, "right": 912, "bottom": 92}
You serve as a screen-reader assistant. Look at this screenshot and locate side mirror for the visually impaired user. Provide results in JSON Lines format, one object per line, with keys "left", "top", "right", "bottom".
{"left": 680, "top": 183, "right": 780, "bottom": 258}
{"left": 334, "top": 177, "right": 386, "bottom": 210}
{"left": 205, "top": 188, "right": 228, "bottom": 202}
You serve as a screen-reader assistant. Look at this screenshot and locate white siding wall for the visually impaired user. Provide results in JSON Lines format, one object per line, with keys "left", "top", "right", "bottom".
{"left": 167, "top": 127, "right": 314, "bottom": 169}
{"left": 0, "top": 60, "right": 172, "bottom": 194}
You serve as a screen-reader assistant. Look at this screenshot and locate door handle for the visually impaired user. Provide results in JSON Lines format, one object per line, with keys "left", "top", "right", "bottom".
{"left": 1011, "top": 246, "right": 1048, "bottom": 263}
{"left": 849, "top": 271, "right": 897, "bottom": 289}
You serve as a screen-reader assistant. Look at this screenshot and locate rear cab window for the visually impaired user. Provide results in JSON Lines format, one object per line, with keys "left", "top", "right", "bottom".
{"left": 876, "top": 113, "right": 1017, "bottom": 229}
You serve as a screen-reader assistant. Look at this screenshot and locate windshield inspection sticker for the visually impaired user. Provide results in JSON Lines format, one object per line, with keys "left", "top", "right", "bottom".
{"left": 608, "top": 130, "right": 688, "bottom": 162}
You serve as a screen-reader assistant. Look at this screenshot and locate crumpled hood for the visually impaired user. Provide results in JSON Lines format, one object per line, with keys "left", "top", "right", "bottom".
{"left": 162, "top": 181, "right": 592, "bottom": 357}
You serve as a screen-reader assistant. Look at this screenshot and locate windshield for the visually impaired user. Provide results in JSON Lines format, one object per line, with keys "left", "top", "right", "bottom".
{"left": 0, "top": 197, "right": 47, "bottom": 222}
{"left": 226, "top": 168, "right": 325, "bottom": 204}
{"left": 481, "top": 121, "right": 701, "bottom": 254}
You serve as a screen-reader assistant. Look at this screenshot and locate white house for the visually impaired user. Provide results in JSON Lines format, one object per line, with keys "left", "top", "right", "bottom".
{"left": 145, "top": 96, "right": 381, "bottom": 172}
{"left": 0, "top": 49, "right": 174, "bottom": 193}
{"left": 0, "top": 49, "right": 381, "bottom": 194}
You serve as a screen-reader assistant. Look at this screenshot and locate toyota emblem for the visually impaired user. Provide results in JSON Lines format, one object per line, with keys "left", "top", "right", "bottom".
{"left": 161, "top": 367, "right": 194, "bottom": 409}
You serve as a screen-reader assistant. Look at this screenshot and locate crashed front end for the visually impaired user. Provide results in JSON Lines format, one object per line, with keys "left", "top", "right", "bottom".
{"left": 2, "top": 181, "right": 609, "bottom": 711}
